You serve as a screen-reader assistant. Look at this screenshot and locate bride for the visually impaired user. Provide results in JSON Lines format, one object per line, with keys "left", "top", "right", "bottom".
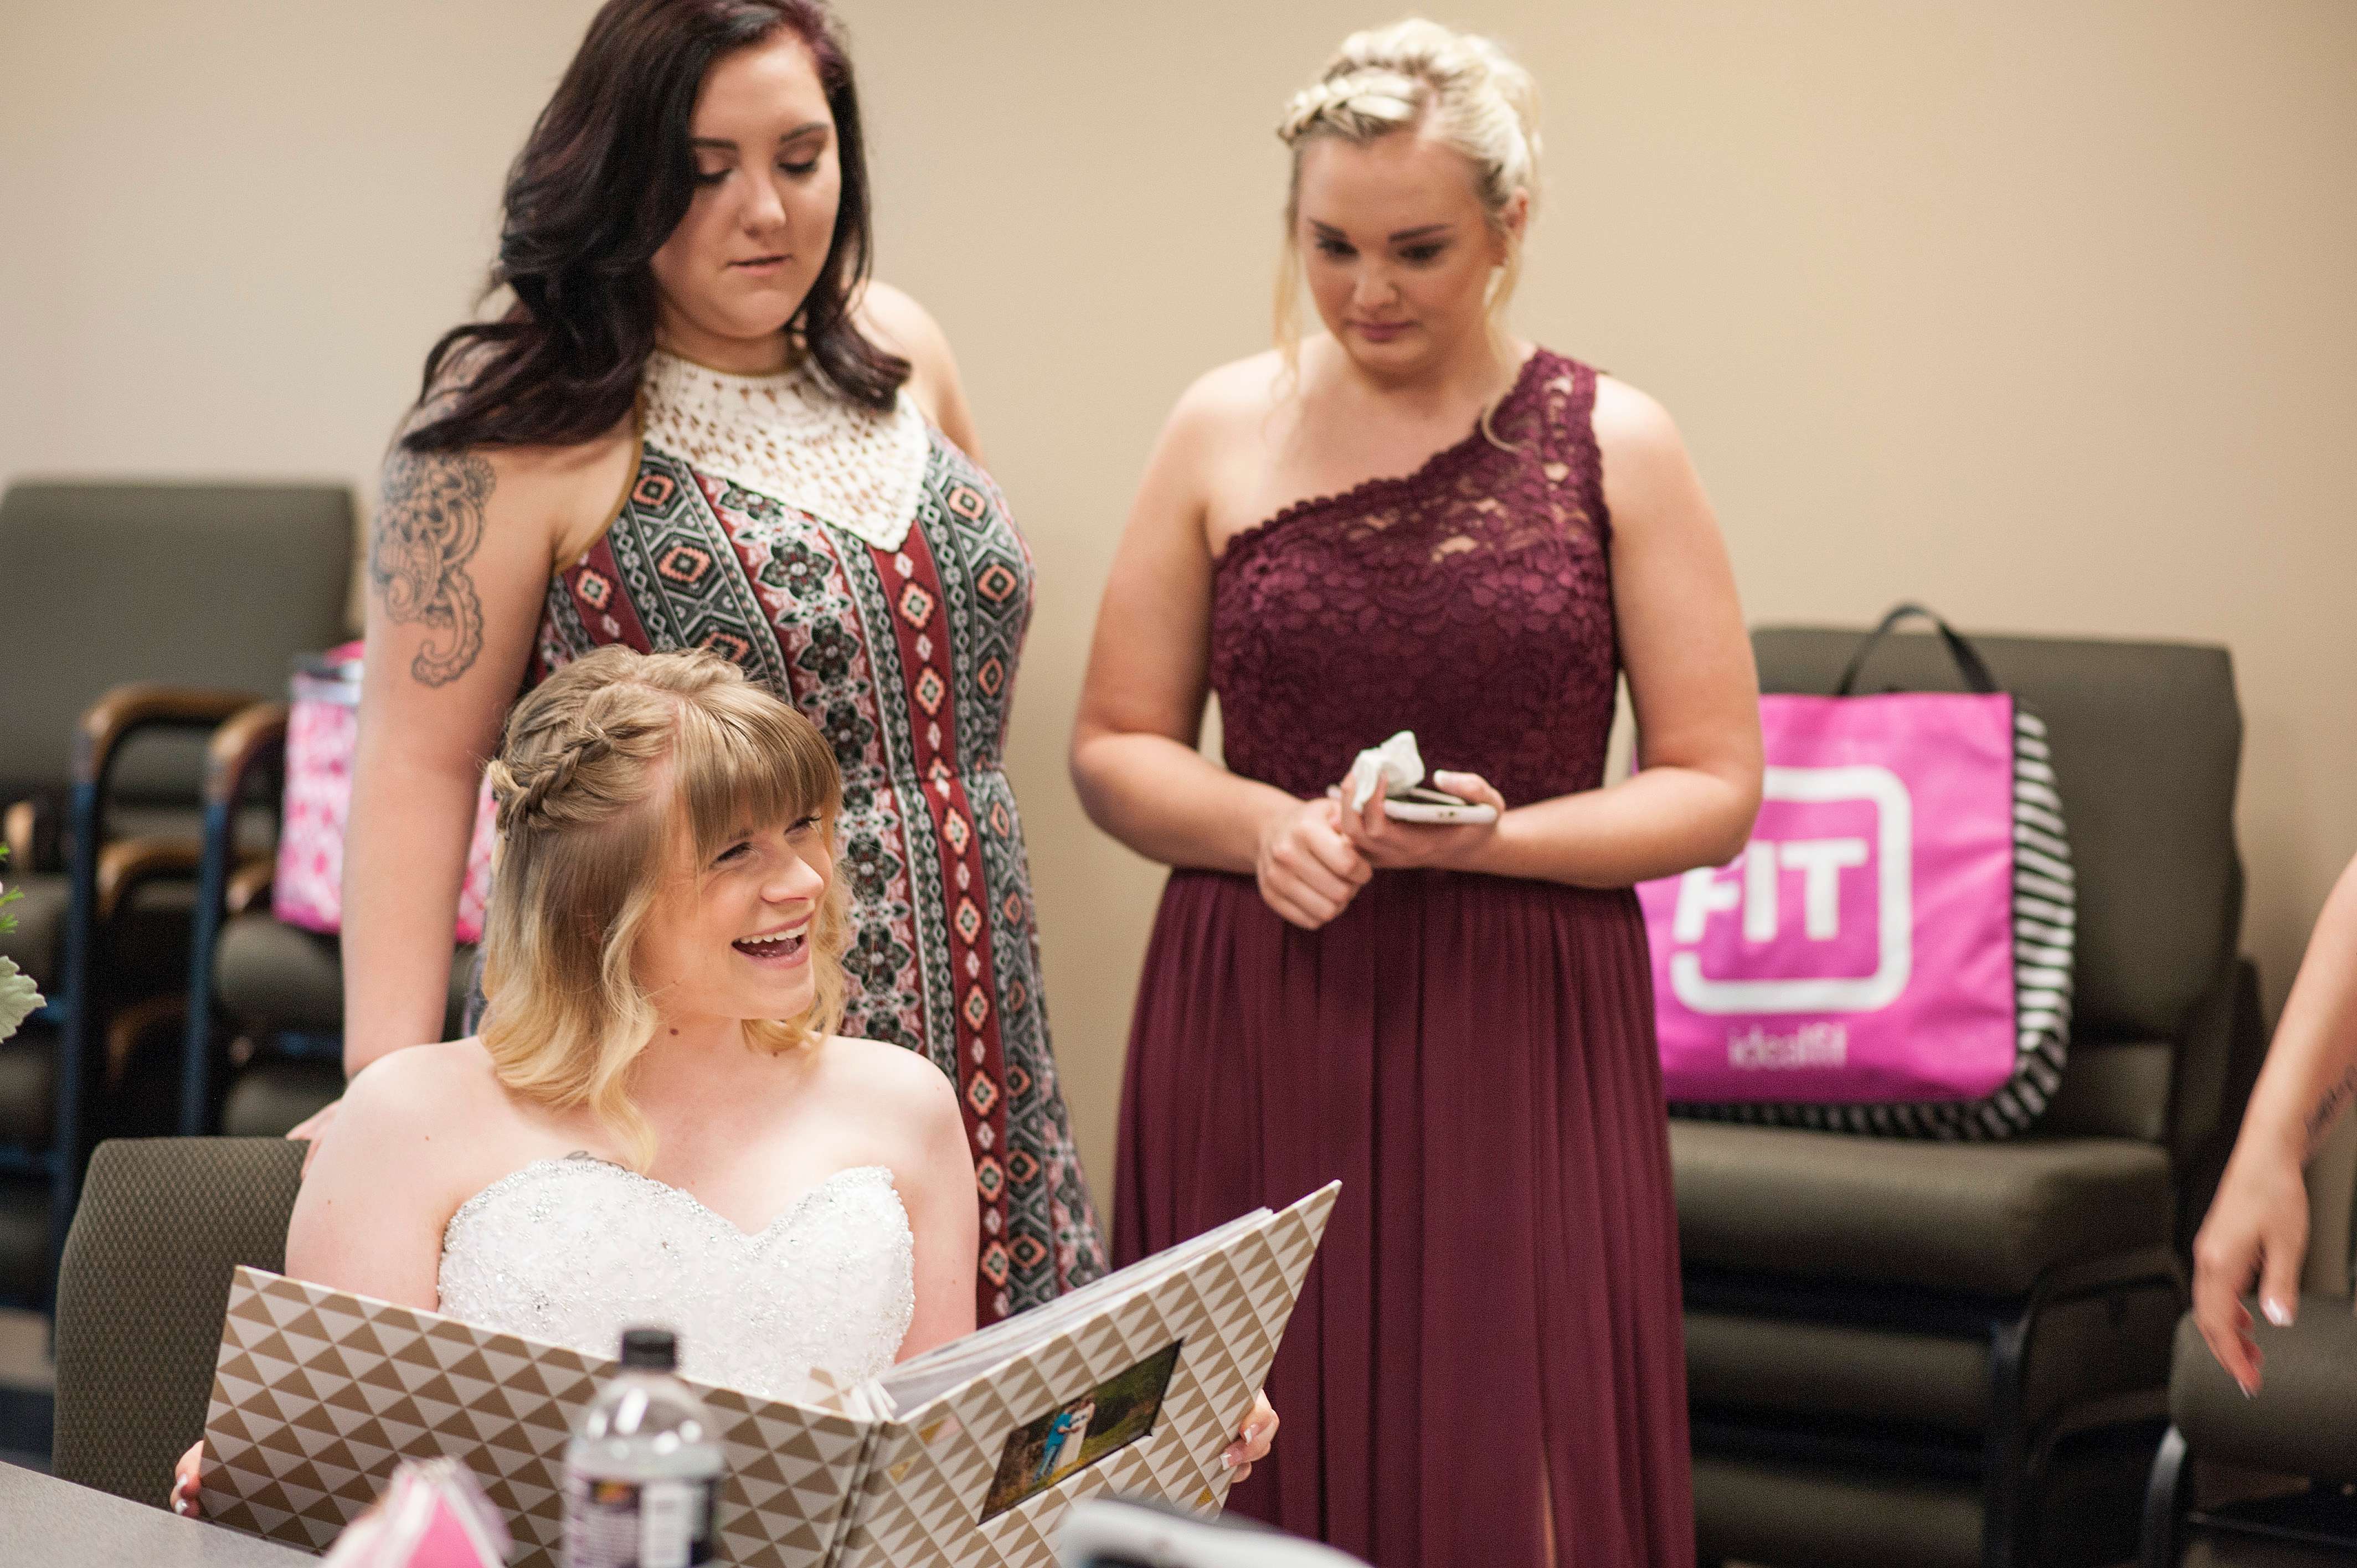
{"left": 176, "top": 646, "right": 1274, "bottom": 1509}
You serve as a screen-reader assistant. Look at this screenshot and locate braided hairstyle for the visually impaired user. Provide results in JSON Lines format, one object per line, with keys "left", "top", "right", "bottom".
{"left": 1272, "top": 19, "right": 1542, "bottom": 373}
{"left": 477, "top": 645, "right": 848, "bottom": 1168}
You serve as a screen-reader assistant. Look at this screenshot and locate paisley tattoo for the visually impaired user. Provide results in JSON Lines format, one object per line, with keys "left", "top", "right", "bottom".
{"left": 371, "top": 443, "right": 494, "bottom": 686}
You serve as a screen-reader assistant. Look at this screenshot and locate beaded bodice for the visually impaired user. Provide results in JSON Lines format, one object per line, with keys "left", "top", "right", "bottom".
{"left": 1210, "top": 350, "right": 1619, "bottom": 807}
{"left": 436, "top": 1157, "right": 915, "bottom": 1401}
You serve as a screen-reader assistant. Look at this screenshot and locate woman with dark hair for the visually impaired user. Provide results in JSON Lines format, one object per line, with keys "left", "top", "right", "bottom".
{"left": 320, "top": 0, "right": 1105, "bottom": 1323}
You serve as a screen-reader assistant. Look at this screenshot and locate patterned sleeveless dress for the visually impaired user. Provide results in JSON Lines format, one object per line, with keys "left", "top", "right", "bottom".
{"left": 1114, "top": 351, "right": 1694, "bottom": 1566}
{"left": 531, "top": 349, "right": 1106, "bottom": 1322}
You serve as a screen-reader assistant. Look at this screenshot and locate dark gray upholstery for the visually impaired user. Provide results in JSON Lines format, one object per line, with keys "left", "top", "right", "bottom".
{"left": 0, "top": 875, "right": 67, "bottom": 994}
{"left": 2168, "top": 1304, "right": 2357, "bottom": 1488}
{"left": 213, "top": 915, "right": 346, "bottom": 1035}
{"left": 1674, "top": 1122, "right": 2174, "bottom": 1296}
{"left": 1695, "top": 1454, "right": 1984, "bottom": 1568}
{"left": 0, "top": 1173, "right": 46, "bottom": 1305}
{"left": 0, "top": 483, "right": 354, "bottom": 801}
{"left": 0, "top": 1026, "right": 54, "bottom": 1146}
{"left": 2179, "top": 1541, "right": 2356, "bottom": 1568}
{"left": 52, "top": 1138, "right": 304, "bottom": 1505}
{"left": 2143, "top": 1303, "right": 2357, "bottom": 1564}
{"left": 1687, "top": 1279, "right": 2182, "bottom": 1440}
{"left": 220, "top": 1059, "right": 343, "bottom": 1138}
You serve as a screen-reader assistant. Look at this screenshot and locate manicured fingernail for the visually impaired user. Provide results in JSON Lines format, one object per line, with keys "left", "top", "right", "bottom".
{"left": 2264, "top": 1298, "right": 2294, "bottom": 1328}
{"left": 2241, "top": 1381, "right": 2256, "bottom": 1399}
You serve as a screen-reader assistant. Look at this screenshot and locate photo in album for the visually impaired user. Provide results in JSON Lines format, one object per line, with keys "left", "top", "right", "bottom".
{"left": 978, "top": 1340, "right": 1184, "bottom": 1521}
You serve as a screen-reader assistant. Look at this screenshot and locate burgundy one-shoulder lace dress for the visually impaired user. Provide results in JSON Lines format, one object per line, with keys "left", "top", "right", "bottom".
{"left": 1114, "top": 350, "right": 1693, "bottom": 1568}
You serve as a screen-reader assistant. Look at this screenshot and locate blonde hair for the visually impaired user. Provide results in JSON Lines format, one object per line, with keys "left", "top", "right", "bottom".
{"left": 476, "top": 646, "right": 849, "bottom": 1168}
{"left": 1273, "top": 19, "right": 1542, "bottom": 374}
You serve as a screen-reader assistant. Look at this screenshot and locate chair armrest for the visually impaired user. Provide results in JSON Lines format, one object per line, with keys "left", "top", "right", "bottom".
{"left": 3, "top": 791, "right": 65, "bottom": 874}
{"left": 74, "top": 684, "right": 258, "bottom": 791}
{"left": 225, "top": 853, "right": 275, "bottom": 919}
{"left": 94, "top": 835, "right": 204, "bottom": 922}
{"left": 2170, "top": 1302, "right": 2357, "bottom": 1484}
{"left": 203, "top": 703, "right": 289, "bottom": 811}
{"left": 195, "top": 701, "right": 289, "bottom": 926}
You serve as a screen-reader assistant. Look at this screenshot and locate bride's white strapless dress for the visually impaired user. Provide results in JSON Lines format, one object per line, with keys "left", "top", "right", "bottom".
{"left": 435, "top": 1154, "right": 917, "bottom": 1402}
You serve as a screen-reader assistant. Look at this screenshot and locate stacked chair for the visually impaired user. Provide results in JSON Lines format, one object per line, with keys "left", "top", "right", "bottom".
{"left": 180, "top": 697, "right": 475, "bottom": 1137}
{"left": 1680, "top": 626, "right": 2267, "bottom": 1568}
{"left": 0, "top": 480, "right": 351, "bottom": 1305}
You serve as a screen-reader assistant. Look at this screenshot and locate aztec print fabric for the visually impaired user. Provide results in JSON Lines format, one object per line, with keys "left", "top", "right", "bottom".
{"left": 533, "top": 430, "right": 1107, "bottom": 1322}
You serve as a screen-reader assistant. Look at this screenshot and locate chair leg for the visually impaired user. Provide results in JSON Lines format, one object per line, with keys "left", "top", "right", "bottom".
{"left": 179, "top": 795, "right": 236, "bottom": 1137}
{"left": 48, "top": 779, "right": 104, "bottom": 1304}
{"left": 1985, "top": 1307, "right": 2034, "bottom": 1568}
{"left": 2138, "top": 1427, "right": 2191, "bottom": 1568}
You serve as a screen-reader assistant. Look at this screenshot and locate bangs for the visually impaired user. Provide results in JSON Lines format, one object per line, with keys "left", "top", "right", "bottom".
{"left": 670, "top": 684, "right": 843, "bottom": 860}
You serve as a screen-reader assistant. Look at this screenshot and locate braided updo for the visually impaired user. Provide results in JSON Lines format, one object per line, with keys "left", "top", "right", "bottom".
{"left": 1273, "top": 19, "right": 1541, "bottom": 366}
{"left": 476, "top": 645, "right": 848, "bottom": 1168}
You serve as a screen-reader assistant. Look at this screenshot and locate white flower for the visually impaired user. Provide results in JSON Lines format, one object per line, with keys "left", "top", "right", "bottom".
{"left": 0, "top": 957, "right": 39, "bottom": 1043}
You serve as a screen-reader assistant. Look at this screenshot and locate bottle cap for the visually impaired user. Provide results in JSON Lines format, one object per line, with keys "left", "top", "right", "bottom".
{"left": 619, "top": 1328, "right": 678, "bottom": 1370}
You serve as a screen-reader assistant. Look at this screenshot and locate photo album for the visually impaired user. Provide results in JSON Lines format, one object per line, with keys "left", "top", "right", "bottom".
{"left": 200, "top": 1182, "right": 1339, "bottom": 1568}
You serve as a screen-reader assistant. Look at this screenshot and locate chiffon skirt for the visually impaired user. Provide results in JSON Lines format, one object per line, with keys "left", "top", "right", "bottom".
{"left": 1114, "top": 868, "right": 1694, "bottom": 1568}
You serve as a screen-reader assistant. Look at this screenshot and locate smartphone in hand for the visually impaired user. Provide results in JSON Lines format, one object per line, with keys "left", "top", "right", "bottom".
{"left": 1380, "top": 786, "right": 1497, "bottom": 825}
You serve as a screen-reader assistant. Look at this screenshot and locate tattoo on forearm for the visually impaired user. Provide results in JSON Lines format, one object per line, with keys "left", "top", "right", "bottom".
{"left": 2305, "top": 1062, "right": 2357, "bottom": 1154}
{"left": 370, "top": 443, "right": 494, "bottom": 687}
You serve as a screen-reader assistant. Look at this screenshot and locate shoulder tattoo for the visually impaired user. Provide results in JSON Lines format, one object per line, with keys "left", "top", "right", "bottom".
{"left": 372, "top": 443, "right": 496, "bottom": 687}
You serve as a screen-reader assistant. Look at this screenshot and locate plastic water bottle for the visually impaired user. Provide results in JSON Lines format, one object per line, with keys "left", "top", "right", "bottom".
{"left": 563, "top": 1328, "right": 725, "bottom": 1568}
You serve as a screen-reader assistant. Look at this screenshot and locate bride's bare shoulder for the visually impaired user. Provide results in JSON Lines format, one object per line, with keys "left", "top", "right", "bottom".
{"left": 812, "top": 1035, "right": 963, "bottom": 1137}
{"left": 338, "top": 1040, "right": 511, "bottom": 1145}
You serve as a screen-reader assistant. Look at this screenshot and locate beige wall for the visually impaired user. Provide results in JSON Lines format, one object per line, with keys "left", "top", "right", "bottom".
{"left": 7, "top": 2, "right": 2356, "bottom": 1224}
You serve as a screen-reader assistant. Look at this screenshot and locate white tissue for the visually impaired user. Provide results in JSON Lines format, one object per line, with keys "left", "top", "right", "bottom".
{"left": 1347, "top": 730, "right": 1425, "bottom": 811}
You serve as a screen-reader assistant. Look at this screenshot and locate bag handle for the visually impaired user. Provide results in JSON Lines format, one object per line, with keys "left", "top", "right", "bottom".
{"left": 1833, "top": 602, "right": 2001, "bottom": 697}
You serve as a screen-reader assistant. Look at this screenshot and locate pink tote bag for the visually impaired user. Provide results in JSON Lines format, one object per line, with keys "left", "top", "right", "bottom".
{"left": 1636, "top": 607, "right": 2075, "bottom": 1138}
{"left": 272, "top": 643, "right": 497, "bottom": 943}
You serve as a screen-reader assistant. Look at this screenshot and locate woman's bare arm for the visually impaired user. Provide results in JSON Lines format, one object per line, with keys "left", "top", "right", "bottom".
{"left": 1466, "top": 378, "right": 1759, "bottom": 882}
{"left": 342, "top": 426, "right": 611, "bottom": 1073}
{"left": 1072, "top": 376, "right": 1320, "bottom": 869}
{"left": 2194, "top": 850, "right": 2357, "bottom": 1391}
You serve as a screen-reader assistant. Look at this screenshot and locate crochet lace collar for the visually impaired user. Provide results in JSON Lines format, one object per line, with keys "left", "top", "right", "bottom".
{"left": 640, "top": 348, "right": 931, "bottom": 551}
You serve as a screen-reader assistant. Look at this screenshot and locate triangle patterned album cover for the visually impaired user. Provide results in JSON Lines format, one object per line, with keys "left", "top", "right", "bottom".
{"left": 202, "top": 1182, "right": 1339, "bottom": 1568}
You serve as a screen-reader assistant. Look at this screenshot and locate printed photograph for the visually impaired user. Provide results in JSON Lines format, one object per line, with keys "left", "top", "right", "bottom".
{"left": 977, "top": 1340, "right": 1186, "bottom": 1521}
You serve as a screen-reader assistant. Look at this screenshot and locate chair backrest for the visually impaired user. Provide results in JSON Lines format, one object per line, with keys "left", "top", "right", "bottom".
{"left": 0, "top": 482, "right": 354, "bottom": 801}
{"left": 52, "top": 1137, "right": 304, "bottom": 1504}
{"left": 1752, "top": 626, "right": 2244, "bottom": 1151}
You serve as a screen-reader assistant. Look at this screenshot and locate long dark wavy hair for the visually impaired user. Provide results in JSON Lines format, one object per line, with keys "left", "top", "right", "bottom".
{"left": 403, "top": 0, "right": 907, "bottom": 453}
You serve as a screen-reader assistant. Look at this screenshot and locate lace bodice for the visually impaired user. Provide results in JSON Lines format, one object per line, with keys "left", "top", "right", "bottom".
{"left": 1210, "top": 350, "right": 1619, "bottom": 807}
{"left": 638, "top": 349, "right": 932, "bottom": 551}
{"left": 437, "top": 1157, "right": 915, "bottom": 1402}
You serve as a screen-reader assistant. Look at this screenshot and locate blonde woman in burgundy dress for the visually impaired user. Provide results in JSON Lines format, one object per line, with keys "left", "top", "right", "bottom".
{"left": 1072, "top": 23, "right": 1761, "bottom": 1567}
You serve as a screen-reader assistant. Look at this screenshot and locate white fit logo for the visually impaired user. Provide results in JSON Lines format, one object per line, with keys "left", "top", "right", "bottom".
{"left": 1668, "top": 765, "right": 1912, "bottom": 1015}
